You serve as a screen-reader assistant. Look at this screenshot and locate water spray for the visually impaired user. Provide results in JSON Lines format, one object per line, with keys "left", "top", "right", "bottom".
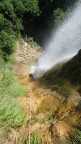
{"left": 29, "top": 2, "right": 81, "bottom": 79}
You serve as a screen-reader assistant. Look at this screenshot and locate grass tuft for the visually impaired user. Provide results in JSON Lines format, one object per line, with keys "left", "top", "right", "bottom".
{"left": 19, "top": 133, "right": 42, "bottom": 144}
{"left": 0, "top": 63, "right": 26, "bottom": 128}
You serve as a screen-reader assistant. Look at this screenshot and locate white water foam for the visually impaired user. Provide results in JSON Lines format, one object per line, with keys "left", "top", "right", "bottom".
{"left": 30, "top": 2, "right": 81, "bottom": 79}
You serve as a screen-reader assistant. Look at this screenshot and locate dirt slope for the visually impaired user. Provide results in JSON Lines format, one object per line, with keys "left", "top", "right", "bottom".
{"left": 13, "top": 39, "right": 81, "bottom": 144}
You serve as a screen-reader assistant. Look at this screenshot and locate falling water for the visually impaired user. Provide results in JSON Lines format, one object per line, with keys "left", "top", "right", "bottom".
{"left": 30, "top": 2, "right": 81, "bottom": 79}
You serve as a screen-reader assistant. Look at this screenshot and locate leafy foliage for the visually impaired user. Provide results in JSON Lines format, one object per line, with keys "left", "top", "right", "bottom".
{"left": 0, "top": 63, "right": 26, "bottom": 128}
{"left": 0, "top": 0, "right": 77, "bottom": 58}
{"left": 0, "top": 0, "right": 40, "bottom": 59}
{"left": 0, "top": 31, "right": 16, "bottom": 58}
{"left": 12, "top": 0, "right": 40, "bottom": 15}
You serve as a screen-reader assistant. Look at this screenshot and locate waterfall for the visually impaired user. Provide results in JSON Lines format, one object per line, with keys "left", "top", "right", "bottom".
{"left": 29, "top": 2, "right": 81, "bottom": 79}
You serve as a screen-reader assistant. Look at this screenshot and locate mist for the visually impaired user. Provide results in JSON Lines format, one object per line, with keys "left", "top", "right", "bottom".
{"left": 30, "top": 1, "right": 81, "bottom": 79}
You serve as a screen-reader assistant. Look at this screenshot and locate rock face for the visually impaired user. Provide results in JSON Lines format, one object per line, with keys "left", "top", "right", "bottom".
{"left": 15, "top": 39, "right": 42, "bottom": 72}
{"left": 61, "top": 49, "right": 81, "bottom": 84}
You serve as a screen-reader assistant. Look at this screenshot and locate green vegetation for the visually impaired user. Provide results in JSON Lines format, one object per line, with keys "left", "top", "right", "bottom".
{"left": 0, "top": 0, "right": 77, "bottom": 59}
{"left": 40, "top": 65, "right": 73, "bottom": 98}
{"left": 27, "top": 37, "right": 41, "bottom": 49}
{"left": 50, "top": 79, "right": 72, "bottom": 98}
{"left": 0, "top": 30, "right": 16, "bottom": 59}
{"left": 19, "top": 133, "right": 42, "bottom": 144}
{"left": 61, "top": 50, "right": 81, "bottom": 85}
{"left": 0, "top": 0, "right": 81, "bottom": 144}
{"left": 70, "top": 128, "right": 81, "bottom": 143}
{"left": 0, "top": 62, "right": 26, "bottom": 129}
{"left": 0, "top": 0, "right": 40, "bottom": 59}
{"left": 27, "top": 133, "right": 42, "bottom": 144}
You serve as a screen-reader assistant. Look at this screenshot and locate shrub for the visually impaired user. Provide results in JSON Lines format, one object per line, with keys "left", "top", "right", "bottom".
{"left": 54, "top": 8, "right": 65, "bottom": 25}
{"left": 0, "top": 63, "right": 26, "bottom": 128}
{"left": 0, "top": 0, "right": 40, "bottom": 59}
{"left": 0, "top": 31, "right": 16, "bottom": 59}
